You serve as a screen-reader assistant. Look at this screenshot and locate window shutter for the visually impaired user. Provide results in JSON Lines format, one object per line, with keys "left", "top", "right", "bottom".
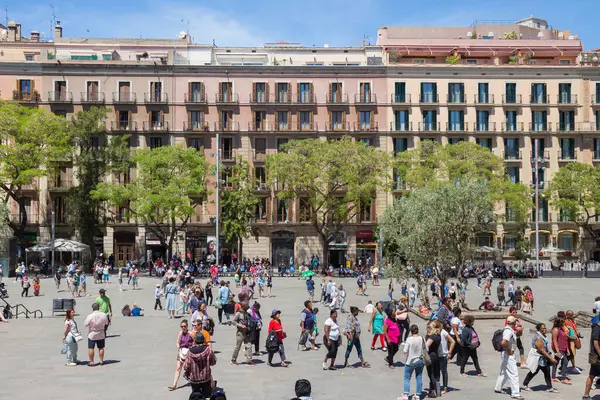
{"left": 266, "top": 83, "right": 270, "bottom": 102}
{"left": 370, "top": 111, "right": 374, "bottom": 126}
{"left": 329, "top": 83, "right": 333, "bottom": 102}
{"left": 432, "top": 83, "right": 437, "bottom": 99}
{"left": 296, "top": 83, "right": 300, "bottom": 103}
{"left": 542, "top": 84, "right": 547, "bottom": 100}
{"left": 287, "top": 84, "right": 291, "bottom": 103}
{"left": 16, "top": 79, "right": 20, "bottom": 92}
{"left": 275, "top": 111, "right": 279, "bottom": 130}
{"left": 288, "top": 111, "right": 292, "bottom": 129}
{"left": 309, "top": 83, "right": 314, "bottom": 102}
{"left": 342, "top": 112, "right": 346, "bottom": 129}
{"left": 310, "top": 111, "right": 314, "bottom": 130}
{"left": 31, "top": 80, "right": 35, "bottom": 91}
{"left": 252, "top": 83, "right": 257, "bottom": 102}
{"left": 360, "top": 83, "right": 365, "bottom": 99}
{"left": 188, "top": 82, "right": 192, "bottom": 101}
{"left": 187, "top": 111, "right": 192, "bottom": 129}
{"left": 328, "top": 111, "right": 332, "bottom": 129}
{"left": 357, "top": 111, "right": 360, "bottom": 129}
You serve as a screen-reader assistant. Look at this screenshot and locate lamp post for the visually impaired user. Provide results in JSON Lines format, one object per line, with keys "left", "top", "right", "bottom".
{"left": 51, "top": 209, "right": 55, "bottom": 274}
{"left": 534, "top": 138, "right": 540, "bottom": 276}
{"left": 215, "top": 133, "right": 220, "bottom": 268}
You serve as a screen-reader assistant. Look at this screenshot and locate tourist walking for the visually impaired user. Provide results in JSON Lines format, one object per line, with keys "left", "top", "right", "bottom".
{"left": 299, "top": 300, "right": 315, "bottom": 351}
{"left": 582, "top": 315, "right": 600, "bottom": 400}
{"left": 383, "top": 308, "right": 400, "bottom": 368}
{"left": 267, "top": 309, "right": 288, "bottom": 367}
{"left": 231, "top": 301, "right": 252, "bottom": 365}
{"left": 564, "top": 310, "right": 582, "bottom": 372}
{"left": 54, "top": 269, "right": 61, "bottom": 293}
{"left": 183, "top": 333, "right": 217, "bottom": 398}
{"left": 550, "top": 317, "right": 572, "bottom": 385}
{"left": 343, "top": 306, "right": 369, "bottom": 368}
{"left": 118, "top": 267, "right": 124, "bottom": 290}
{"left": 20, "top": 274, "right": 30, "bottom": 297}
{"left": 95, "top": 289, "right": 112, "bottom": 335}
{"left": 460, "top": 315, "right": 486, "bottom": 377}
{"left": 165, "top": 277, "right": 179, "bottom": 319}
{"left": 396, "top": 296, "right": 410, "bottom": 342}
{"left": 169, "top": 319, "right": 194, "bottom": 390}
{"left": 266, "top": 273, "right": 273, "bottom": 298}
{"left": 249, "top": 302, "right": 263, "bottom": 355}
{"left": 205, "top": 280, "right": 213, "bottom": 306}
{"left": 401, "top": 324, "right": 426, "bottom": 400}
{"left": 522, "top": 323, "right": 558, "bottom": 393}
{"left": 450, "top": 307, "right": 464, "bottom": 365}
{"left": 306, "top": 276, "right": 315, "bottom": 302}
{"left": 84, "top": 302, "right": 108, "bottom": 366}
{"left": 506, "top": 307, "right": 527, "bottom": 368}
{"left": 408, "top": 284, "right": 417, "bottom": 308}
{"left": 63, "top": 309, "right": 81, "bottom": 366}
{"left": 323, "top": 309, "right": 341, "bottom": 370}
{"left": 494, "top": 315, "right": 523, "bottom": 399}
{"left": 154, "top": 284, "right": 164, "bottom": 310}
{"left": 369, "top": 302, "right": 386, "bottom": 351}
{"left": 217, "top": 281, "right": 231, "bottom": 325}
{"left": 425, "top": 321, "right": 442, "bottom": 398}
{"left": 388, "top": 279, "right": 394, "bottom": 301}
{"left": 439, "top": 319, "right": 455, "bottom": 394}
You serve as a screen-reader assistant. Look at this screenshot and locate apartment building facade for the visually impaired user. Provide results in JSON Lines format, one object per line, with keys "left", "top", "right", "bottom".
{"left": 2, "top": 17, "right": 600, "bottom": 267}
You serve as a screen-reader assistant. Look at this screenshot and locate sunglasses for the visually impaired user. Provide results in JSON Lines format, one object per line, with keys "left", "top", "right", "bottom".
{"left": 181, "top": 325, "right": 188, "bottom": 329}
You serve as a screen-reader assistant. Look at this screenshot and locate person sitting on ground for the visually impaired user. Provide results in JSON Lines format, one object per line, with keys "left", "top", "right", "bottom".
{"left": 121, "top": 304, "right": 131, "bottom": 316}
{"left": 291, "top": 379, "right": 312, "bottom": 400}
{"left": 478, "top": 296, "right": 500, "bottom": 311}
{"left": 131, "top": 304, "right": 144, "bottom": 316}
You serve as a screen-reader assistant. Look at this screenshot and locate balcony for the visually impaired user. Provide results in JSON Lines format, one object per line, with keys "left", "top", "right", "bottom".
{"left": 474, "top": 94, "right": 495, "bottom": 105}
{"left": 183, "top": 121, "right": 210, "bottom": 132}
{"left": 503, "top": 151, "right": 522, "bottom": 161}
{"left": 419, "top": 94, "right": 439, "bottom": 104}
{"left": 214, "top": 121, "right": 240, "bottom": 132}
{"left": 80, "top": 92, "right": 105, "bottom": 103}
{"left": 501, "top": 122, "right": 524, "bottom": 132}
{"left": 530, "top": 150, "right": 550, "bottom": 163}
{"left": 446, "top": 122, "right": 468, "bottom": 132}
{"left": 142, "top": 121, "right": 169, "bottom": 132}
{"left": 295, "top": 93, "right": 316, "bottom": 106}
{"left": 591, "top": 95, "right": 600, "bottom": 107}
{"left": 390, "top": 122, "right": 413, "bottom": 132}
{"left": 144, "top": 92, "right": 168, "bottom": 104}
{"left": 557, "top": 94, "right": 577, "bottom": 105}
{"left": 273, "top": 94, "right": 293, "bottom": 105}
{"left": 110, "top": 121, "right": 138, "bottom": 131}
{"left": 253, "top": 150, "right": 267, "bottom": 162}
{"left": 48, "top": 91, "right": 73, "bottom": 103}
{"left": 254, "top": 182, "right": 269, "bottom": 192}
{"left": 221, "top": 149, "right": 236, "bottom": 162}
{"left": 418, "top": 122, "right": 440, "bottom": 132}
{"left": 112, "top": 92, "right": 137, "bottom": 103}
{"left": 529, "top": 122, "right": 552, "bottom": 133}
{"left": 594, "top": 151, "right": 600, "bottom": 162}
{"left": 353, "top": 122, "right": 378, "bottom": 132}
{"left": 326, "top": 93, "right": 349, "bottom": 105}
{"left": 249, "top": 93, "right": 270, "bottom": 104}
{"left": 502, "top": 94, "right": 522, "bottom": 105}
{"left": 248, "top": 121, "right": 274, "bottom": 132}
{"left": 274, "top": 122, "right": 293, "bottom": 132}
{"left": 556, "top": 123, "right": 577, "bottom": 133}
{"left": 49, "top": 179, "right": 73, "bottom": 191}
{"left": 354, "top": 93, "right": 377, "bottom": 105}
{"left": 558, "top": 149, "right": 578, "bottom": 162}
{"left": 297, "top": 121, "right": 318, "bottom": 132}
{"left": 13, "top": 90, "right": 40, "bottom": 103}
{"left": 529, "top": 95, "right": 549, "bottom": 106}
{"left": 530, "top": 181, "right": 546, "bottom": 190}
{"left": 215, "top": 93, "right": 239, "bottom": 105}
{"left": 10, "top": 213, "right": 39, "bottom": 224}
{"left": 475, "top": 122, "right": 497, "bottom": 133}
{"left": 325, "top": 122, "right": 351, "bottom": 132}
{"left": 446, "top": 94, "right": 466, "bottom": 105}
{"left": 577, "top": 122, "right": 599, "bottom": 132}
{"left": 184, "top": 92, "right": 207, "bottom": 104}
{"left": 392, "top": 179, "right": 407, "bottom": 191}
{"left": 391, "top": 94, "right": 411, "bottom": 105}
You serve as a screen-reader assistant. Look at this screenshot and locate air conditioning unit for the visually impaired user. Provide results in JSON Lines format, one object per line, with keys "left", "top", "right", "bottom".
{"left": 558, "top": 32, "right": 564, "bottom": 39}
{"left": 488, "top": 32, "right": 494, "bottom": 38}
{"left": 538, "top": 32, "right": 544, "bottom": 39}
{"left": 467, "top": 31, "right": 473, "bottom": 38}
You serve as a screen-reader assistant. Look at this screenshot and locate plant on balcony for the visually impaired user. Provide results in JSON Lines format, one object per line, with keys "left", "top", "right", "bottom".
{"left": 445, "top": 55, "right": 460, "bottom": 65}
{"left": 388, "top": 50, "right": 403, "bottom": 64}
{"left": 508, "top": 55, "right": 520, "bottom": 65}
{"left": 503, "top": 31, "right": 518, "bottom": 40}
{"left": 0, "top": 102, "right": 72, "bottom": 252}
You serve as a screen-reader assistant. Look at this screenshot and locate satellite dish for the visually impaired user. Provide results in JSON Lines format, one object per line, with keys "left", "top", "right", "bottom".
{"left": 179, "top": 31, "right": 187, "bottom": 39}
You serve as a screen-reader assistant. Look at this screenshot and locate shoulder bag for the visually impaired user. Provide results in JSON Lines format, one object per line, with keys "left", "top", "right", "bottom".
{"left": 421, "top": 337, "right": 432, "bottom": 366}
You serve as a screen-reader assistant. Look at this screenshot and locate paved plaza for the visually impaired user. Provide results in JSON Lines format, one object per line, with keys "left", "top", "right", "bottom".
{"left": 1, "top": 275, "right": 599, "bottom": 400}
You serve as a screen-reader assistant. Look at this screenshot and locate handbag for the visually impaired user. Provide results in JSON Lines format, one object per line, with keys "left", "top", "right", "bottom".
{"left": 214, "top": 297, "right": 222, "bottom": 309}
{"left": 72, "top": 331, "right": 83, "bottom": 343}
{"left": 590, "top": 353, "right": 599, "bottom": 366}
{"left": 421, "top": 337, "right": 432, "bottom": 366}
{"left": 179, "top": 347, "right": 189, "bottom": 361}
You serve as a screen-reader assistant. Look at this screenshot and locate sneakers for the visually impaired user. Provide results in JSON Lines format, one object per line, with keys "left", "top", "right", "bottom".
{"left": 230, "top": 360, "right": 238, "bottom": 365}
{"left": 510, "top": 396, "right": 525, "bottom": 400}
{"left": 65, "top": 362, "right": 77, "bottom": 366}
{"left": 582, "top": 396, "right": 592, "bottom": 400}
{"left": 322, "top": 362, "right": 327, "bottom": 370}
{"left": 522, "top": 386, "right": 530, "bottom": 391}
{"left": 546, "top": 388, "right": 558, "bottom": 393}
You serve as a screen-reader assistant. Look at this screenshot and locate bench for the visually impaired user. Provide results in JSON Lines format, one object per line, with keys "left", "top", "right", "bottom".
{"left": 52, "top": 298, "right": 76, "bottom": 316}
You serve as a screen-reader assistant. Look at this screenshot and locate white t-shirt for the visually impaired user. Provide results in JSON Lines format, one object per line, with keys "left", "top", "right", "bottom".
{"left": 593, "top": 301, "right": 600, "bottom": 313}
{"left": 409, "top": 287, "right": 417, "bottom": 298}
{"left": 363, "top": 304, "right": 375, "bottom": 314}
{"left": 502, "top": 326, "right": 517, "bottom": 354}
{"left": 324, "top": 318, "right": 340, "bottom": 341}
{"left": 440, "top": 329, "right": 450, "bottom": 356}
{"left": 451, "top": 316, "right": 464, "bottom": 336}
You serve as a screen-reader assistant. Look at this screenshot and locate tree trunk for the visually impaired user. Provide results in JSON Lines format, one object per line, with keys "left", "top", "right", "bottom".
{"left": 321, "top": 233, "right": 329, "bottom": 275}
{"left": 237, "top": 236, "right": 243, "bottom": 266}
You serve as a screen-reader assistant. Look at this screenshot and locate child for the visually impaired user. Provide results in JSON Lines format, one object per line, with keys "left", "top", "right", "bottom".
{"left": 79, "top": 272, "right": 87, "bottom": 296}
{"left": 310, "top": 307, "right": 319, "bottom": 350}
{"left": 154, "top": 284, "right": 164, "bottom": 310}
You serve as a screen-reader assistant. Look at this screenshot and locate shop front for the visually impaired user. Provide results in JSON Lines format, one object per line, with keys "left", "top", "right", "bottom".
{"left": 114, "top": 231, "right": 136, "bottom": 265}
{"left": 327, "top": 231, "right": 347, "bottom": 269}
{"left": 186, "top": 231, "right": 207, "bottom": 260}
{"left": 145, "top": 232, "right": 167, "bottom": 262}
{"left": 271, "top": 231, "right": 295, "bottom": 269}
{"left": 356, "top": 230, "right": 376, "bottom": 268}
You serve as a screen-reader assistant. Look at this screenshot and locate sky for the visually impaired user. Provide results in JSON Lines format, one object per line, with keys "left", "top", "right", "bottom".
{"left": 5, "top": 0, "right": 600, "bottom": 49}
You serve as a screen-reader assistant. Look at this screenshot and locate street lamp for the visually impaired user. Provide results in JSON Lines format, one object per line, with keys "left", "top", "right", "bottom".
{"left": 534, "top": 138, "right": 540, "bottom": 276}
{"left": 211, "top": 133, "right": 221, "bottom": 268}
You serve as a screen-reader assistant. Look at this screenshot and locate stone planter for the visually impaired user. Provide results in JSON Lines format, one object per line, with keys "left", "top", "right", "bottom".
{"left": 541, "top": 270, "right": 563, "bottom": 278}
{"left": 563, "top": 271, "right": 584, "bottom": 278}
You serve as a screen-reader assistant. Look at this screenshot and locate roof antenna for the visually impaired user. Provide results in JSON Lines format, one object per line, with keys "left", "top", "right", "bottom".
{"left": 4, "top": 7, "right": 8, "bottom": 28}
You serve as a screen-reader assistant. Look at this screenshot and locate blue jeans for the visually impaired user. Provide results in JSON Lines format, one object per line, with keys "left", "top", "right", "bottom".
{"left": 345, "top": 337, "right": 363, "bottom": 360}
{"left": 404, "top": 359, "right": 424, "bottom": 396}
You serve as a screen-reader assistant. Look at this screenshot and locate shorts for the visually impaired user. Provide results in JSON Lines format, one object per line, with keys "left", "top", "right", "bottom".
{"left": 308, "top": 289, "right": 315, "bottom": 297}
{"left": 590, "top": 363, "right": 600, "bottom": 377}
{"left": 119, "top": 279, "right": 123, "bottom": 284}
{"left": 88, "top": 338, "right": 106, "bottom": 349}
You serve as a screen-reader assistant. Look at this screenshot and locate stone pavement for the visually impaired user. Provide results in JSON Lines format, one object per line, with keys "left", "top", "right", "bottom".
{"left": 0, "top": 275, "right": 599, "bottom": 400}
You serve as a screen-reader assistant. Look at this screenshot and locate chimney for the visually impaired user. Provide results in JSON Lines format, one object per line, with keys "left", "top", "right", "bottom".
{"left": 7, "top": 20, "right": 16, "bottom": 42}
{"left": 54, "top": 21, "right": 62, "bottom": 39}
{"left": 16, "top": 23, "right": 22, "bottom": 41}
{"left": 30, "top": 31, "right": 40, "bottom": 42}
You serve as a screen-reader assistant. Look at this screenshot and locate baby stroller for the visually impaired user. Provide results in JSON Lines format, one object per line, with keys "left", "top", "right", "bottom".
{"left": 0, "top": 282, "right": 8, "bottom": 298}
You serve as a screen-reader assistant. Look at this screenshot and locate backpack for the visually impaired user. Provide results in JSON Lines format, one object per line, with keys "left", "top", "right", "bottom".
{"left": 492, "top": 328, "right": 507, "bottom": 352}
{"left": 265, "top": 330, "right": 279, "bottom": 353}
{"left": 429, "top": 308, "right": 440, "bottom": 321}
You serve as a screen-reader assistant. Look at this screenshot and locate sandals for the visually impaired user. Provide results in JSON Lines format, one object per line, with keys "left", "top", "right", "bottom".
{"left": 168, "top": 386, "right": 177, "bottom": 391}
{"left": 560, "top": 379, "right": 572, "bottom": 385}
{"left": 328, "top": 366, "right": 337, "bottom": 370}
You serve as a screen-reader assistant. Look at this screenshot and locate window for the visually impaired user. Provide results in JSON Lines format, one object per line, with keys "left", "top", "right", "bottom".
{"left": 91, "top": 136, "right": 100, "bottom": 149}
{"left": 277, "top": 83, "right": 289, "bottom": 103}
{"left": 255, "top": 82, "right": 266, "bottom": 103}
{"left": 221, "top": 137, "right": 233, "bottom": 160}
{"left": 299, "top": 198, "right": 311, "bottom": 223}
{"left": 531, "top": 83, "right": 547, "bottom": 104}
{"left": 299, "top": 111, "right": 312, "bottom": 130}
{"left": 596, "top": 83, "right": 600, "bottom": 104}
{"left": 330, "top": 83, "right": 343, "bottom": 103}
{"left": 25, "top": 54, "right": 34, "bottom": 61}
{"left": 504, "top": 234, "right": 516, "bottom": 254}
{"left": 149, "top": 137, "right": 163, "bottom": 148}
{"left": 420, "top": 82, "right": 437, "bottom": 103}
{"left": 118, "top": 110, "right": 130, "bottom": 129}
{"left": 448, "top": 83, "right": 465, "bottom": 103}
{"left": 532, "top": 167, "right": 545, "bottom": 189}
{"left": 476, "top": 110, "right": 489, "bottom": 131}
{"left": 187, "top": 138, "right": 202, "bottom": 151}
{"left": 476, "top": 233, "right": 493, "bottom": 247}
{"left": 558, "top": 233, "right": 575, "bottom": 251}
{"left": 117, "top": 81, "right": 132, "bottom": 102}
{"left": 150, "top": 81, "right": 162, "bottom": 102}
{"left": 331, "top": 111, "right": 344, "bottom": 130}
{"left": 558, "top": 83, "right": 572, "bottom": 104}
{"left": 254, "top": 138, "right": 267, "bottom": 161}
{"left": 277, "top": 111, "right": 289, "bottom": 130}
{"left": 560, "top": 138, "right": 575, "bottom": 160}
{"left": 359, "top": 111, "right": 372, "bottom": 130}
{"left": 359, "top": 138, "right": 372, "bottom": 147}
{"left": 507, "top": 166, "right": 520, "bottom": 183}
{"left": 448, "top": 138, "right": 464, "bottom": 145}
{"left": 394, "top": 82, "right": 407, "bottom": 103}
{"left": 277, "top": 199, "right": 289, "bottom": 222}
{"left": 531, "top": 137, "right": 546, "bottom": 160}
{"left": 220, "top": 111, "right": 231, "bottom": 130}
{"left": 478, "top": 83, "right": 489, "bottom": 103}
{"left": 394, "top": 110, "right": 409, "bottom": 131}
{"left": 150, "top": 110, "right": 163, "bottom": 128}
{"left": 412, "top": 59, "right": 425, "bottom": 64}
{"left": 221, "top": 167, "right": 233, "bottom": 188}
{"left": 531, "top": 111, "right": 547, "bottom": 131}
{"left": 254, "top": 167, "right": 266, "bottom": 189}
{"left": 532, "top": 198, "right": 549, "bottom": 222}
{"left": 466, "top": 59, "right": 477, "bottom": 65}
{"left": 504, "top": 138, "right": 519, "bottom": 159}
{"left": 277, "top": 138, "right": 289, "bottom": 151}
{"left": 255, "top": 198, "right": 267, "bottom": 222}
{"left": 559, "top": 59, "right": 571, "bottom": 65}
{"left": 505, "top": 83, "right": 517, "bottom": 103}
{"left": 189, "top": 111, "right": 203, "bottom": 129}
{"left": 18, "top": 79, "right": 32, "bottom": 95}
{"left": 189, "top": 82, "right": 204, "bottom": 102}
{"left": 596, "top": 110, "right": 600, "bottom": 131}
{"left": 422, "top": 110, "right": 437, "bottom": 130}
{"left": 594, "top": 138, "right": 600, "bottom": 160}
{"left": 559, "top": 208, "right": 575, "bottom": 222}
{"left": 505, "top": 206, "right": 517, "bottom": 223}
{"left": 449, "top": 110, "right": 464, "bottom": 131}
{"left": 54, "top": 196, "right": 67, "bottom": 223}
{"left": 505, "top": 111, "right": 518, "bottom": 131}
{"left": 299, "top": 83, "right": 311, "bottom": 103}
{"left": 359, "top": 201, "right": 373, "bottom": 222}
{"left": 220, "top": 82, "right": 233, "bottom": 102}
{"left": 393, "top": 138, "right": 408, "bottom": 154}
{"left": 559, "top": 111, "right": 575, "bottom": 132}
{"left": 476, "top": 138, "right": 492, "bottom": 150}
{"left": 359, "top": 82, "right": 372, "bottom": 102}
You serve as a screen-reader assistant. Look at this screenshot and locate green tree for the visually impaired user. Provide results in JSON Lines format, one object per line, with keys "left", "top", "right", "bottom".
{"left": 0, "top": 201, "right": 11, "bottom": 257}
{"left": 92, "top": 145, "right": 209, "bottom": 258}
{"left": 67, "top": 106, "right": 131, "bottom": 257}
{"left": 266, "top": 137, "right": 390, "bottom": 268}
{"left": 220, "top": 157, "right": 260, "bottom": 262}
{"left": 547, "top": 162, "right": 600, "bottom": 239}
{"left": 0, "top": 102, "right": 71, "bottom": 254}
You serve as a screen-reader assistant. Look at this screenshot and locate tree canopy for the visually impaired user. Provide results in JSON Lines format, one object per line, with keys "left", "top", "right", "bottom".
{"left": 266, "top": 137, "right": 390, "bottom": 267}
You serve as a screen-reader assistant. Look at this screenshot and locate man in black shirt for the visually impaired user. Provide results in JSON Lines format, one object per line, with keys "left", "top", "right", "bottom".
{"left": 583, "top": 320, "right": 600, "bottom": 400}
